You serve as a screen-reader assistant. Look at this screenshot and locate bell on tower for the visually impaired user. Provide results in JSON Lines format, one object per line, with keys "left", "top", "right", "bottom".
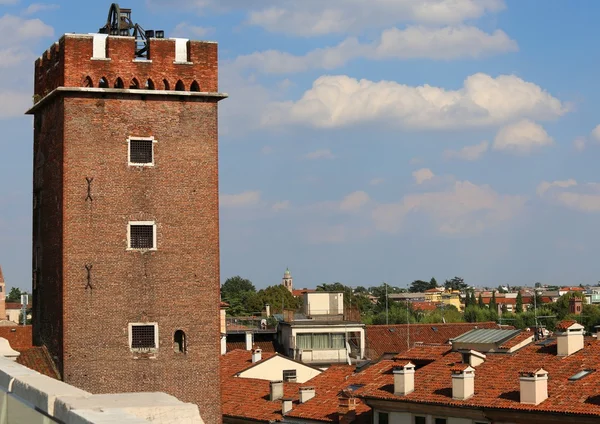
{"left": 282, "top": 267, "right": 293, "bottom": 293}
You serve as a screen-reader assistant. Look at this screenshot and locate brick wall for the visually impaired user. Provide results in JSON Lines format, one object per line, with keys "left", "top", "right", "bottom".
{"left": 0, "top": 325, "right": 32, "bottom": 349}
{"left": 35, "top": 35, "right": 218, "bottom": 97}
{"left": 32, "top": 34, "right": 223, "bottom": 424}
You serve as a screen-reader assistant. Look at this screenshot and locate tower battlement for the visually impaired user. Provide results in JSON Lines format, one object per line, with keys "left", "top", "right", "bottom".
{"left": 34, "top": 34, "right": 218, "bottom": 99}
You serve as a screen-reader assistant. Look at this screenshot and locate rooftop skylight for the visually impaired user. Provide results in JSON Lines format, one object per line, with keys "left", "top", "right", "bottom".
{"left": 569, "top": 369, "right": 594, "bottom": 381}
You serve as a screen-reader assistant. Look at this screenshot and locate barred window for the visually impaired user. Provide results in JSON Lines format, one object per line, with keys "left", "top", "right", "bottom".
{"left": 129, "top": 139, "right": 153, "bottom": 165}
{"left": 283, "top": 369, "right": 297, "bottom": 382}
{"left": 129, "top": 224, "right": 154, "bottom": 249}
{"left": 131, "top": 324, "right": 157, "bottom": 349}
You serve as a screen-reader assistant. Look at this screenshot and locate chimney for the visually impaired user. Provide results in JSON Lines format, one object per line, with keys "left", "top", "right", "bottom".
{"left": 459, "top": 350, "right": 486, "bottom": 367}
{"left": 556, "top": 321, "right": 584, "bottom": 356}
{"left": 299, "top": 386, "right": 315, "bottom": 403}
{"left": 220, "top": 335, "right": 227, "bottom": 355}
{"left": 451, "top": 365, "right": 475, "bottom": 400}
{"left": 519, "top": 368, "right": 548, "bottom": 405}
{"left": 338, "top": 397, "right": 357, "bottom": 424}
{"left": 265, "top": 304, "right": 271, "bottom": 317}
{"left": 252, "top": 347, "right": 262, "bottom": 363}
{"left": 245, "top": 331, "right": 253, "bottom": 351}
{"left": 270, "top": 380, "right": 284, "bottom": 401}
{"left": 392, "top": 362, "right": 415, "bottom": 396}
{"left": 281, "top": 398, "right": 293, "bottom": 415}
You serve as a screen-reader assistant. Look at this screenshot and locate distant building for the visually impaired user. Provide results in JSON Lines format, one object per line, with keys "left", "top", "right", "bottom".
{"left": 282, "top": 267, "right": 294, "bottom": 293}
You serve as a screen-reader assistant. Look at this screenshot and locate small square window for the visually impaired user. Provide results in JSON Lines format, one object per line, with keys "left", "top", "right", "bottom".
{"left": 128, "top": 138, "right": 155, "bottom": 166}
{"left": 128, "top": 222, "right": 156, "bottom": 250}
{"left": 434, "top": 419, "right": 447, "bottom": 424}
{"left": 414, "top": 417, "right": 426, "bottom": 424}
{"left": 378, "top": 412, "right": 389, "bottom": 424}
{"left": 129, "top": 323, "right": 158, "bottom": 351}
{"left": 283, "top": 369, "right": 297, "bottom": 382}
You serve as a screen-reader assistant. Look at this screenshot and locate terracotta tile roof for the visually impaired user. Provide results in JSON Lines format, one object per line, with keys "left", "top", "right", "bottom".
{"left": 293, "top": 289, "right": 316, "bottom": 297}
{"left": 449, "top": 363, "right": 473, "bottom": 373}
{"left": 286, "top": 365, "right": 371, "bottom": 424}
{"left": 365, "top": 322, "right": 501, "bottom": 359}
{"left": 220, "top": 301, "right": 229, "bottom": 308}
{"left": 221, "top": 350, "right": 300, "bottom": 422}
{"left": 560, "top": 287, "right": 585, "bottom": 292}
{"left": 226, "top": 340, "right": 277, "bottom": 353}
{"left": 411, "top": 302, "right": 439, "bottom": 311}
{"left": 16, "top": 346, "right": 60, "bottom": 379}
{"left": 394, "top": 344, "right": 452, "bottom": 362}
{"left": 556, "top": 320, "right": 578, "bottom": 331}
{"left": 498, "top": 331, "right": 534, "bottom": 350}
{"left": 357, "top": 337, "right": 600, "bottom": 418}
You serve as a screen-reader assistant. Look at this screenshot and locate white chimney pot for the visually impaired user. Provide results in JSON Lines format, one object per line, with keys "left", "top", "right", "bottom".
{"left": 393, "top": 362, "right": 415, "bottom": 396}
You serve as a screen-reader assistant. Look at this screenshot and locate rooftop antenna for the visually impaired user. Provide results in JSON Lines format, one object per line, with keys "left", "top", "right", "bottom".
{"left": 98, "top": 3, "right": 165, "bottom": 58}
{"left": 385, "top": 282, "right": 389, "bottom": 325}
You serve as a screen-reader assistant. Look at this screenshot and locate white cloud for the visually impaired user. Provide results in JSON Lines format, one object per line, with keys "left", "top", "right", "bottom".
{"left": 0, "top": 15, "right": 53, "bottom": 41}
{"left": 372, "top": 180, "right": 525, "bottom": 235}
{"left": 245, "top": 0, "right": 505, "bottom": 36}
{"left": 272, "top": 200, "right": 291, "bottom": 211}
{"left": 304, "top": 149, "right": 335, "bottom": 160}
{"left": 262, "top": 73, "right": 567, "bottom": 130}
{"left": 370, "top": 178, "right": 385, "bottom": 186}
{"left": 573, "top": 137, "right": 587, "bottom": 152}
{"left": 339, "top": 191, "right": 370, "bottom": 212}
{"left": 22, "top": 3, "right": 60, "bottom": 15}
{"left": 234, "top": 25, "right": 517, "bottom": 74}
{"left": 492, "top": 119, "right": 553, "bottom": 154}
{"left": 592, "top": 124, "right": 600, "bottom": 142}
{"left": 220, "top": 191, "right": 261, "bottom": 207}
{"left": 444, "top": 141, "right": 489, "bottom": 161}
{"left": 172, "top": 22, "right": 214, "bottom": 38}
{"left": 413, "top": 168, "right": 435, "bottom": 184}
{"left": 409, "top": 158, "right": 422, "bottom": 165}
{"left": 536, "top": 179, "right": 577, "bottom": 196}
{"left": 537, "top": 180, "right": 600, "bottom": 213}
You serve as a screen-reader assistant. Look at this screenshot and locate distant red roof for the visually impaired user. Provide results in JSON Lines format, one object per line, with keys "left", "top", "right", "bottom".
{"left": 411, "top": 302, "right": 439, "bottom": 311}
{"left": 365, "top": 322, "right": 501, "bottom": 359}
{"left": 0, "top": 325, "right": 32, "bottom": 349}
{"left": 560, "top": 287, "right": 585, "bottom": 292}
{"left": 220, "top": 301, "right": 229, "bottom": 308}
{"left": 293, "top": 288, "right": 317, "bottom": 297}
{"left": 226, "top": 340, "right": 277, "bottom": 353}
{"left": 16, "top": 346, "right": 60, "bottom": 379}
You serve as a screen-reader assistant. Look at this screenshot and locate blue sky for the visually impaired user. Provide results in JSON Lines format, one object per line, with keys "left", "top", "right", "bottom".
{"left": 2, "top": 0, "right": 600, "bottom": 291}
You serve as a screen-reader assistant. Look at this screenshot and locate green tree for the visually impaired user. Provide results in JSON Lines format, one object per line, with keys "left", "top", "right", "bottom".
{"left": 501, "top": 303, "right": 508, "bottom": 314}
{"left": 221, "top": 276, "right": 255, "bottom": 300}
{"left": 478, "top": 293, "right": 485, "bottom": 308}
{"left": 489, "top": 291, "right": 497, "bottom": 313}
{"left": 444, "top": 277, "right": 468, "bottom": 292}
{"left": 409, "top": 280, "right": 432, "bottom": 293}
{"left": 253, "top": 285, "right": 303, "bottom": 315}
{"left": 516, "top": 292, "right": 523, "bottom": 313}
{"left": 429, "top": 278, "right": 438, "bottom": 288}
{"left": 7, "top": 288, "right": 21, "bottom": 303}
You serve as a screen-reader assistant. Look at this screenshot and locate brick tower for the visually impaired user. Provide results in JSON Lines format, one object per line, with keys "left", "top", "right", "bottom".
{"left": 28, "top": 6, "right": 225, "bottom": 423}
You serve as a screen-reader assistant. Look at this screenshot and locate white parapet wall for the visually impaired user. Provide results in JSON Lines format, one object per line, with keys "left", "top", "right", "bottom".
{"left": 0, "top": 349, "right": 204, "bottom": 424}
